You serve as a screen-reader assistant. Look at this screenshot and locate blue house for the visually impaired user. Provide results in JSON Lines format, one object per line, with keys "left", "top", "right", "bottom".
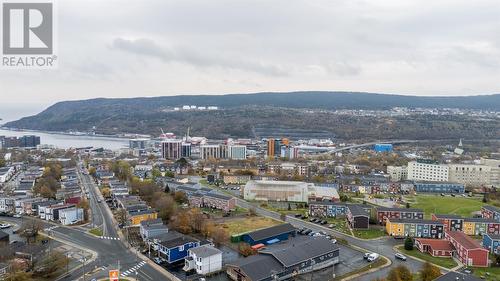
{"left": 413, "top": 181, "right": 465, "bottom": 193}
{"left": 157, "top": 233, "right": 200, "bottom": 263}
{"left": 482, "top": 233, "right": 500, "bottom": 254}
{"left": 241, "top": 223, "right": 296, "bottom": 246}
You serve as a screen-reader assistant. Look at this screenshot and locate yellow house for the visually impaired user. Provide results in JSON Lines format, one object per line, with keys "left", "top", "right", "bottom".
{"left": 386, "top": 219, "right": 405, "bottom": 236}
{"left": 463, "top": 221, "right": 476, "bottom": 235}
{"left": 129, "top": 210, "right": 158, "bottom": 226}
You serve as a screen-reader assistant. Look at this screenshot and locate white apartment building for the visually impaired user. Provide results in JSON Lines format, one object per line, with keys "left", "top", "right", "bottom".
{"left": 481, "top": 158, "right": 500, "bottom": 187}
{"left": 387, "top": 166, "right": 407, "bottom": 182}
{"left": 407, "top": 160, "right": 449, "bottom": 182}
{"left": 448, "top": 164, "right": 491, "bottom": 187}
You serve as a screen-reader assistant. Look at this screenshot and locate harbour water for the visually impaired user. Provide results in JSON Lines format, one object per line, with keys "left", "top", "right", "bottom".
{"left": 0, "top": 128, "right": 128, "bottom": 150}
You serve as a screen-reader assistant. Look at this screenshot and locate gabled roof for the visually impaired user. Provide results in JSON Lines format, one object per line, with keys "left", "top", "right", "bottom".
{"left": 377, "top": 207, "right": 423, "bottom": 213}
{"left": 246, "top": 223, "right": 296, "bottom": 242}
{"left": 160, "top": 235, "right": 198, "bottom": 249}
{"left": 446, "top": 231, "right": 484, "bottom": 250}
{"left": 415, "top": 238, "right": 453, "bottom": 251}
{"left": 189, "top": 245, "right": 222, "bottom": 258}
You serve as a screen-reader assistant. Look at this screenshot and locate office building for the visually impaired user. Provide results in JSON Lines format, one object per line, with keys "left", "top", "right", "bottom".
{"left": 228, "top": 145, "right": 246, "bottom": 160}
{"left": 448, "top": 164, "right": 491, "bottom": 187}
{"left": 129, "top": 138, "right": 149, "bottom": 149}
{"left": 161, "top": 139, "right": 183, "bottom": 160}
{"left": 200, "top": 144, "right": 221, "bottom": 160}
{"left": 267, "top": 138, "right": 289, "bottom": 158}
{"left": 386, "top": 166, "right": 407, "bottom": 182}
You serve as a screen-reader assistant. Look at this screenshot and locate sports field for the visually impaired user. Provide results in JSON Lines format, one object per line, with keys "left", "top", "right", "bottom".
{"left": 406, "top": 194, "right": 485, "bottom": 218}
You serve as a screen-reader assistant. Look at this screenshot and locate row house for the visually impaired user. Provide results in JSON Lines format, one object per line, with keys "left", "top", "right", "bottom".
{"left": 445, "top": 231, "right": 489, "bottom": 267}
{"left": 0, "top": 197, "right": 15, "bottom": 213}
{"left": 199, "top": 193, "right": 236, "bottom": 212}
{"left": 347, "top": 205, "right": 370, "bottom": 229}
{"left": 463, "top": 218, "right": 500, "bottom": 236}
{"left": 482, "top": 233, "right": 500, "bottom": 254}
{"left": 37, "top": 200, "right": 64, "bottom": 220}
{"left": 15, "top": 197, "right": 47, "bottom": 215}
{"left": 309, "top": 202, "right": 371, "bottom": 218}
{"left": 44, "top": 204, "right": 76, "bottom": 221}
{"left": 415, "top": 238, "right": 454, "bottom": 257}
{"left": 376, "top": 207, "right": 424, "bottom": 225}
{"left": 481, "top": 205, "right": 500, "bottom": 222}
{"left": 431, "top": 214, "right": 464, "bottom": 232}
{"left": 140, "top": 218, "right": 169, "bottom": 241}
{"left": 385, "top": 218, "right": 444, "bottom": 239}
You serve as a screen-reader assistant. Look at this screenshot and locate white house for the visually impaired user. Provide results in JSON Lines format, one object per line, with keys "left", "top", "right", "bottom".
{"left": 59, "top": 207, "right": 84, "bottom": 225}
{"left": 0, "top": 197, "right": 15, "bottom": 213}
{"left": 0, "top": 167, "right": 15, "bottom": 183}
{"left": 183, "top": 245, "right": 222, "bottom": 275}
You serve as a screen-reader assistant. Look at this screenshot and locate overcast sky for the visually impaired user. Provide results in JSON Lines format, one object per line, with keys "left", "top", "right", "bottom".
{"left": 1, "top": 0, "right": 500, "bottom": 121}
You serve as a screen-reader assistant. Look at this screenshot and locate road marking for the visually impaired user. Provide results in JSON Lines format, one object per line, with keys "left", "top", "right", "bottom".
{"left": 120, "top": 261, "right": 147, "bottom": 276}
{"left": 44, "top": 226, "right": 59, "bottom": 232}
{"left": 99, "top": 236, "right": 120, "bottom": 240}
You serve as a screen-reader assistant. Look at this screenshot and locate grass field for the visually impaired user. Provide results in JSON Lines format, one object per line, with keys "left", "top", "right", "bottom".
{"left": 352, "top": 228, "right": 386, "bottom": 239}
{"left": 220, "top": 217, "right": 281, "bottom": 235}
{"left": 471, "top": 266, "right": 500, "bottom": 281}
{"left": 397, "top": 246, "right": 458, "bottom": 269}
{"left": 89, "top": 227, "right": 103, "bottom": 236}
{"left": 406, "top": 194, "right": 485, "bottom": 218}
{"left": 326, "top": 218, "right": 351, "bottom": 235}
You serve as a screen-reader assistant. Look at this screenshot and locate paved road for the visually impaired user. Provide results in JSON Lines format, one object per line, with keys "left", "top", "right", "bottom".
{"left": 235, "top": 199, "right": 431, "bottom": 281}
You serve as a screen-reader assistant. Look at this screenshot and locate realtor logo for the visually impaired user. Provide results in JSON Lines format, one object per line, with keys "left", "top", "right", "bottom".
{"left": 1, "top": 1, "right": 57, "bottom": 68}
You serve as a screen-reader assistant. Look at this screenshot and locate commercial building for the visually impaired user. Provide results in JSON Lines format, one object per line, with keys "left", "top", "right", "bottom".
{"left": 482, "top": 233, "right": 500, "bottom": 254}
{"left": 374, "top": 143, "right": 393, "bottom": 153}
{"left": 267, "top": 138, "right": 289, "bottom": 158}
{"left": 161, "top": 139, "right": 183, "bottom": 160}
{"left": 244, "top": 180, "right": 338, "bottom": 203}
{"left": 385, "top": 218, "right": 444, "bottom": 239}
{"left": 200, "top": 144, "right": 221, "bottom": 160}
{"left": 181, "top": 142, "right": 192, "bottom": 158}
{"left": 129, "top": 138, "right": 149, "bottom": 149}
{"left": 227, "top": 236, "right": 339, "bottom": 281}
{"left": 228, "top": 145, "right": 247, "bottom": 160}
{"left": 413, "top": 181, "right": 465, "bottom": 194}
{"left": 386, "top": 166, "right": 407, "bottom": 182}
{"left": 481, "top": 205, "right": 500, "bottom": 222}
{"left": 431, "top": 214, "right": 464, "bottom": 231}
{"left": 19, "top": 135, "right": 40, "bottom": 147}
{"left": 407, "top": 160, "right": 449, "bottom": 182}
{"left": 445, "top": 231, "right": 489, "bottom": 267}
{"left": 59, "top": 207, "right": 84, "bottom": 225}
{"left": 183, "top": 245, "right": 222, "bottom": 275}
{"left": 376, "top": 207, "right": 424, "bottom": 225}
{"left": 241, "top": 223, "right": 296, "bottom": 246}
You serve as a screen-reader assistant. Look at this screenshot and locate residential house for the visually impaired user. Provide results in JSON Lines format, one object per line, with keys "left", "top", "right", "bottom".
{"left": 431, "top": 214, "right": 464, "bottom": 232}
{"left": 445, "top": 231, "right": 489, "bottom": 267}
{"left": 140, "top": 218, "right": 168, "bottom": 241}
{"left": 481, "top": 205, "right": 500, "bottom": 222}
{"left": 157, "top": 234, "right": 200, "bottom": 264}
{"left": 224, "top": 175, "right": 251, "bottom": 185}
{"left": 463, "top": 218, "right": 500, "bottom": 236}
{"left": 481, "top": 233, "right": 500, "bottom": 254}
{"left": 129, "top": 209, "right": 158, "bottom": 226}
{"left": 413, "top": 181, "right": 465, "bottom": 193}
{"left": 346, "top": 205, "right": 370, "bottom": 229}
{"left": 183, "top": 245, "right": 222, "bottom": 275}
{"left": 414, "top": 238, "right": 453, "bottom": 257}
{"left": 385, "top": 219, "right": 444, "bottom": 239}
{"left": 376, "top": 207, "right": 424, "bottom": 225}
{"left": 59, "top": 207, "right": 84, "bottom": 225}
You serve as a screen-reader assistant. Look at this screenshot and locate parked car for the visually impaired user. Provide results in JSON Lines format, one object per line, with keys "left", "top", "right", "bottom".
{"left": 331, "top": 238, "right": 337, "bottom": 244}
{"left": 303, "top": 229, "right": 312, "bottom": 235}
{"left": 0, "top": 223, "right": 11, "bottom": 229}
{"left": 153, "top": 257, "right": 163, "bottom": 264}
{"left": 363, "top": 253, "right": 371, "bottom": 259}
{"left": 367, "top": 253, "right": 379, "bottom": 262}
{"left": 328, "top": 224, "right": 335, "bottom": 228}
{"left": 321, "top": 220, "right": 328, "bottom": 225}
{"left": 13, "top": 214, "right": 21, "bottom": 218}
{"left": 395, "top": 253, "right": 407, "bottom": 261}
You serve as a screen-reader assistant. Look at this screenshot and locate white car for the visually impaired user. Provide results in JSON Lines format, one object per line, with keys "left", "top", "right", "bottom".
{"left": 0, "top": 223, "right": 11, "bottom": 229}
{"left": 367, "top": 253, "right": 379, "bottom": 262}
{"left": 13, "top": 214, "right": 21, "bottom": 218}
{"left": 395, "top": 253, "right": 407, "bottom": 261}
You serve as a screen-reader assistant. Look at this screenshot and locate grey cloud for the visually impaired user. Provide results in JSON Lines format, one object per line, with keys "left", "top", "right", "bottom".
{"left": 111, "top": 37, "right": 287, "bottom": 76}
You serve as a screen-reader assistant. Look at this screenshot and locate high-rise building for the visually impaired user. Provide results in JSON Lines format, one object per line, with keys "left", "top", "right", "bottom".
{"left": 181, "top": 142, "right": 192, "bottom": 158}
{"left": 129, "top": 138, "right": 149, "bottom": 149}
{"left": 228, "top": 145, "right": 247, "bottom": 160}
{"left": 200, "top": 145, "right": 221, "bottom": 160}
{"left": 407, "top": 160, "right": 449, "bottom": 182}
{"left": 161, "top": 139, "right": 182, "bottom": 159}
{"left": 267, "top": 138, "right": 289, "bottom": 158}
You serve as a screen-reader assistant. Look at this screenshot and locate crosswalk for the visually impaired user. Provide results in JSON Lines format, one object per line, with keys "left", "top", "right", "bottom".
{"left": 44, "top": 226, "right": 59, "bottom": 232}
{"left": 121, "top": 260, "right": 147, "bottom": 277}
{"left": 99, "top": 236, "right": 120, "bottom": 240}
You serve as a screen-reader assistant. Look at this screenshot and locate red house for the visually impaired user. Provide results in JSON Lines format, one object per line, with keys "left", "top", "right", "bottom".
{"left": 415, "top": 238, "right": 454, "bottom": 257}
{"left": 445, "top": 231, "right": 489, "bottom": 267}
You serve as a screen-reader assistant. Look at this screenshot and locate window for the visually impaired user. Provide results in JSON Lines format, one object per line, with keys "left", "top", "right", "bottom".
{"left": 179, "top": 245, "right": 184, "bottom": 251}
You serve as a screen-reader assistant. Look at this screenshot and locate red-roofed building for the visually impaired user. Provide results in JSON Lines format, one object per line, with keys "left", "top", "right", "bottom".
{"left": 445, "top": 231, "right": 489, "bottom": 267}
{"left": 415, "top": 238, "right": 454, "bottom": 257}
